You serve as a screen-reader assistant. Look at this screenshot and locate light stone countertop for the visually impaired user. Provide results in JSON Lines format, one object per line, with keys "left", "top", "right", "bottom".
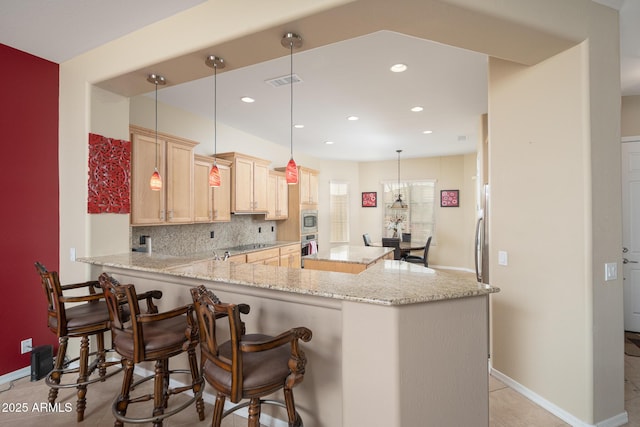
{"left": 78, "top": 252, "right": 498, "bottom": 306}
{"left": 303, "top": 244, "right": 393, "bottom": 264}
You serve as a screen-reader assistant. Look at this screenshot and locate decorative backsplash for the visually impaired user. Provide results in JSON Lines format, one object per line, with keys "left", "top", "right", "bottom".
{"left": 131, "top": 215, "right": 278, "bottom": 256}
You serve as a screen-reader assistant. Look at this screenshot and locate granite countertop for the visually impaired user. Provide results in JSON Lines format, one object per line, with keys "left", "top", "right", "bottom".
{"left": 79, "top": 251, "right": 498, "bottom": 306}
{"left": 303, "top": 244, "right": 393, "bottom": 264}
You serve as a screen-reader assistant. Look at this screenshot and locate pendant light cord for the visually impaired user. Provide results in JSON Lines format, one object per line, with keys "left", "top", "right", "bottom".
{"left": 154, "top": 81, "right": 159, "bottom": 169}
{"left": 214, "top": 63, "right": 217, "bottom": 164}
{"left": 290, "top": 42, "right": 294, "bottom": 159}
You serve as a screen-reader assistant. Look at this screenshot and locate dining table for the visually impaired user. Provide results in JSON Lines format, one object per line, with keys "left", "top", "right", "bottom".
{"left": 371, "top": 240, "right": 426, "bottom": 258}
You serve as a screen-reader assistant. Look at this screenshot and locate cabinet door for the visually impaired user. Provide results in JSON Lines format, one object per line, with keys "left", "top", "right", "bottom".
{"left": 276, "top": 173, "right": 289, "bottom": 218}
{"left": 212, "top": 164, "right": 231, "bottom": 222}
{"left": 308, "top": 172, "right": 319, "bottom": 205}
{"left": 299, "top": 169, "right": 311, "bottom": 204}
{"left": 266, "top": 173, "right": 278, "bottom": 220}
{"left": 234, "top": 157, "right": 254, "bottom": 212}
{"left": 131, "top": 133, "right": 165, "bottom": 225}
{"left": 194, "top": 158, "right": 213, "bottom": 222}
{"left": 253, "top": 162, "right": 269, "bottom": 211}
{"left": 166, "top": 141, "right": 194, "bottom": 223}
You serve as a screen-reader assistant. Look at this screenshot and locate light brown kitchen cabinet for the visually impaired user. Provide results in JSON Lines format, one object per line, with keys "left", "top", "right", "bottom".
{"left": 130, "top": 125, "right": 197, "bottom": 225}
{"left": 299, "top": 166, "right": 319, "bottom": 206}
{"left": 279, "top": 243, "right": 301, "bottom": 268}
{"left": 217, "top": 152, "right": 270, "bottom": 213}
{"left": 266, "top": 170, "right": 289, "bottom": 220}
{"left": 194, "top": 155, "right": 231, "bottom": 223}
{"left": 246, "top": 247, "right": 280, "bottom": 266}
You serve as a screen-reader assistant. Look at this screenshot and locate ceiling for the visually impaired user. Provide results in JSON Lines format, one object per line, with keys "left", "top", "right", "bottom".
{"left": 0, "top": 0, "right": 635, "bottom": 162}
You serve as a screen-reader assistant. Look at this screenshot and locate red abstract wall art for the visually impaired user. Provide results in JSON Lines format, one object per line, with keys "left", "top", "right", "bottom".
{"left": 88, "top": 133, "right": 131, "bottom": 213}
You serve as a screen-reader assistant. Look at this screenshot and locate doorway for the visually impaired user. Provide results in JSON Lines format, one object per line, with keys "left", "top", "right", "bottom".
{"left": 622, "top": 137, "right": 640, "bottom": 333}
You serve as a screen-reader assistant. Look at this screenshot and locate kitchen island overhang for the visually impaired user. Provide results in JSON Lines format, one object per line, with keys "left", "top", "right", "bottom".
{"left": 79, "top": 253, "right": 498, "bottom": 427}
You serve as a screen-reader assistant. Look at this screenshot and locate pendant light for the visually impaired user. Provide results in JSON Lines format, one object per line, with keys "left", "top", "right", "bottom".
{"left": 390, "top": 149, "right": 408, "bottom": 209}
{"left": 205, "top": 55, "right": 225, "bottom": 187}
{"left": 147, "top": 73, "right": 166, "bottom": 191}
{"left": 282, "top": 32, "right": 303, "bottom": 185}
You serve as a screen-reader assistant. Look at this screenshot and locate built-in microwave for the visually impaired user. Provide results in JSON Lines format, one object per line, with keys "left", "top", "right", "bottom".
{"left": 301, "top": 209, "right": 318, "bottom": 234}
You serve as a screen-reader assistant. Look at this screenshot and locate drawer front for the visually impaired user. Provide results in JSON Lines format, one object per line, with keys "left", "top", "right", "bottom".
{"left": 228, "top": 254, "right": 247, "bottom": 263}
{"left": 280, "top": 244, "right": 300, "bottom": 256}
{"left": 246, "top": 248, "right": 280, "bottom": 263}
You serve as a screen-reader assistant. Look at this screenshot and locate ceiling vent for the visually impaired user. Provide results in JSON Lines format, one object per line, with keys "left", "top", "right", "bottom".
{"left": 265, "top": 74, "right": 302, "bottom": 87}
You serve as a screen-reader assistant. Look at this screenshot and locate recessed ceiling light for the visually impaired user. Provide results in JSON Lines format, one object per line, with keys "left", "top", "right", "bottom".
{"left": 411, "top": 106, "right": 423, "bottom": 112}
{"left": 423, "top": 130, "right": 433, "bottom": 134}
{"left": 347, "top": 116, "right": 359, "bottom": 121}
{"left": 325, "top": 141, "right": 334, "bottom": 145}
{"left": 240, "top": 96, "right": 255, "bottom": 103}
{"left": 294, "top": 124, "right": 304, "bottom": 129}
{"left": 390, "top": 64, "right": 407, "bottom": 73}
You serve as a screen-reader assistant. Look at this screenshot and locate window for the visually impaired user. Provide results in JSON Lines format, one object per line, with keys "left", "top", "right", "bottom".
{"left": 382, "top": 180, "right": 436, "bottom": 243}
{"left": 330, "top": 181, "right": 350, "bottom": 243}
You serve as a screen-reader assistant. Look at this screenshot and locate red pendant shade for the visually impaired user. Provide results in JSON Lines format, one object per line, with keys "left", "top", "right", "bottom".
{"left": 150, "top": 168, "right": 162, "bottom": 191}
{"left": 209, "top": 164, "right": 221, "bottom": 187}
{"left": 285, "top": 157, "right": 298, "bottom": 184}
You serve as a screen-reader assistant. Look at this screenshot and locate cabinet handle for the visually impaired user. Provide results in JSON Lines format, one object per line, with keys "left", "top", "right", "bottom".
{"left": 168, "top": 210, "right": 173, "bottom": 220}
{"left": 213, "top": 209, "right": 218, "bottom": 219}
{"left": 160, "top": 210, "right": 165, "bottom": 221}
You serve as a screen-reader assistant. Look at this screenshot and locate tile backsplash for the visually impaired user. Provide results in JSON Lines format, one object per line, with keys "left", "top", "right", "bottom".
{"left": 131, "top": 215, "right": 278, "bottom": 256}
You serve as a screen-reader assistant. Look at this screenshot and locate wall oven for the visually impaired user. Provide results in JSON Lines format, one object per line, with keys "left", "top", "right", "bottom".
{"left": 301, "top": 234, "right": 318, "bottom": 257}
{"left": 301, "top": 209, "right": 318, "bottom": 234}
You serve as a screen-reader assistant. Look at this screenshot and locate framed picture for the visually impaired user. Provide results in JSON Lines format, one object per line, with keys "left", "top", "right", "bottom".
{"left": 440, "top": 190, "right": 459, "bottom": 207}
{"left": 362, "top": 191, "right": 377, "bottom": 207}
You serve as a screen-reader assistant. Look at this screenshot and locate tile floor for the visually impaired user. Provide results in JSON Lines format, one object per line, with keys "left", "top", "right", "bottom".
{"left": 0, "top": 353, "right": 639, "bottom": 426}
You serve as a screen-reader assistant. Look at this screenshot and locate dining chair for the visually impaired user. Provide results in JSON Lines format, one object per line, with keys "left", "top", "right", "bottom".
{"left": 405, "top": 236, "right": 432, "bottom": 267}
{"left": 381, "top": 237, "right": 402, "bottom": 260}
{"left": 402, "top": 233, "right": 411, "bottom": 242}
{"left": 363, "top": 233, "right": 372, "bottom": 246}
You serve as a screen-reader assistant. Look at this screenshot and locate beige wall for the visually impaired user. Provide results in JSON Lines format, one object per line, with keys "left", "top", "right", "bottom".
{"left": 60, "top": 0, "right": 624, "bottom": 425}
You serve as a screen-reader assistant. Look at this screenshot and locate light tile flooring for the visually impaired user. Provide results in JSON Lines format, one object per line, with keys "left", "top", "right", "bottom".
{"left": 0, "top": 353, "right": 639, "bottom": 426}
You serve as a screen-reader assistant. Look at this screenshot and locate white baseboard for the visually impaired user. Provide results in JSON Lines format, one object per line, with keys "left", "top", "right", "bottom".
{"left": 490, "top": 367, "right": 628, "bottom": 427}
{"left": 0, "top": 366, "right": 30, "bottom": 386}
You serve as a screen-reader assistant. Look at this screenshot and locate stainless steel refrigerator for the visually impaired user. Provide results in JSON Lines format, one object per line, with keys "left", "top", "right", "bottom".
{"left": 475, "top": 184, "right": 490, "bottom": 284}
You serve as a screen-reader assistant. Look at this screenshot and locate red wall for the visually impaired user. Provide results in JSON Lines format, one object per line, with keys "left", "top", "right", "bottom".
{"left": 0, "top": 44, "right": 59, "bottom": 375}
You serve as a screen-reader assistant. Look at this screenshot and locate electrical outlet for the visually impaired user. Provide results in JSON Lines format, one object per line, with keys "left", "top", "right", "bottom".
{"left": 69, "top": 247, "right": 76, "bottom": 262}
{"left": 498, "top": 251, "right": 508, "bottom": 266}
{"left": 210, "top": 231, "right": 215, "bottom": 239}
{"left": 605, "top": 262, "right": 617, "bottom": 281}
{"left": 21, "top": 338, "right": 32, "bottom": 354}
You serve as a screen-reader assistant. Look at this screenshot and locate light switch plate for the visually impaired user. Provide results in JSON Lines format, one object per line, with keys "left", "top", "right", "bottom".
{"left": 498, "top": 251, "right": 508, "bottom": 266}
{"left": 605, "top": 262, "right": 617, "bottom": 281}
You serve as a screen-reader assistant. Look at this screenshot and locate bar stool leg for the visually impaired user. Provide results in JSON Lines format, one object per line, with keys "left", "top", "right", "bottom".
{"left": 114, "top": 359, "right": 134, "bottom": 427}
{"left": 284, "top": 387, "right": 302, "bottom": 427}
{"left": 212, "top": 394, "right": 225, "bottom": 427}
{"left": 248, "top": 398, "right": 261, "bottom": 427}
{"left": 96, "top": 332, "right": 107, "bottom": 378}
{"left": 152, "top": 359, "right": 165, "bottom": 426}
{"left": 76, "top": 335, "right": 90, "bottom": 422}
{"left": 187, "top": 347, "right": 205, "bottom": 420}
{"left": 48, "top": 336, "right": 68, "bottom": 404}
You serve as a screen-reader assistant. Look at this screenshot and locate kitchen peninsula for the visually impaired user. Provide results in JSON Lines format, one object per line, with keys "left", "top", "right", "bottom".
{"left": 79, "top": 252, "right": 498, "bottom": 427}
{"left": 302, "top": 244, "right": 393, "bottom": 273}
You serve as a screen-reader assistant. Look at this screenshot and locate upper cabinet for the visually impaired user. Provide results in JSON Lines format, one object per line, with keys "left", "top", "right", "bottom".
{"left": 130, "top": 126, "right": 197, "bottom": 225}
{"left": 299, "top": 167, "right": 319, "bottom": 206}
{"left": 217, "top": 152, "right": 270, "bottom": 213}
{"left": 266, "top": 170, "right": 289, "bottom": 220}
{"left": 194, "top": 155, "right": 232, "bottom": 223}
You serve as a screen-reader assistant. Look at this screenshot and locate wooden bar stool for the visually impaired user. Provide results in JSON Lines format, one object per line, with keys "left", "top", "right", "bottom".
{"left": 190, "top": 285, "right": 312, "bottom": 427}
{"left": 99, "top": 273, "right": 204, "bottom": 427}
{"left": 34, "top": 261, "right": 123, "bottom": 422}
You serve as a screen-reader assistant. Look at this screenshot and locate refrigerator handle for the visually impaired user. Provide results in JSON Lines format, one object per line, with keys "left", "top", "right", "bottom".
{"left": 475, "top": 217, "right": 483, "bottom": 282}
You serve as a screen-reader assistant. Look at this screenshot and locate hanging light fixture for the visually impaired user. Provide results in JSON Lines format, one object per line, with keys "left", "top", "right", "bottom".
{"left": 205, "top": 55, "right": 225, "bottom": 187}
{"left": 282, "top": 32, "right": 303, "bottom": 185}
{"left": 390, "top": 149, "right": 408, "bottom": 209}
{"left": 147, "top": 73, "right": 166, "bottom": 191}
